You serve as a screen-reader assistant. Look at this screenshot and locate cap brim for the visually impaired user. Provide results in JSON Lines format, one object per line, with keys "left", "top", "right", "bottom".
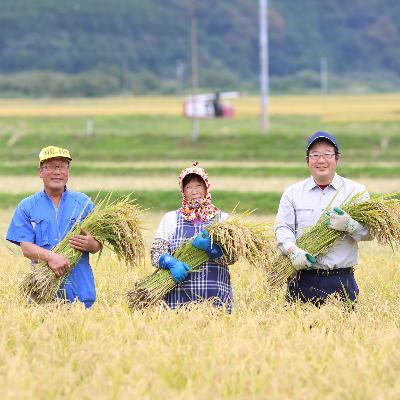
{"left": 307, "top": 137, "right": 338, "bottom": 150}
{"left": 39, "top": 155, "right": 72, "bottom": 164}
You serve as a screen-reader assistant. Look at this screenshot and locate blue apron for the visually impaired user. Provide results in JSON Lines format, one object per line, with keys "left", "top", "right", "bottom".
{"left": 165, "top": 211, "right": 233, "bottom": 312}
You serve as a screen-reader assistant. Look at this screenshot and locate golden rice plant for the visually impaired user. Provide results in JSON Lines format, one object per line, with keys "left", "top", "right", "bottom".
{"left": 127, "top": 211, "right": 275, "bottom": 310}
{"left": 268, "top": 192, "right": 400, "bottom": 288}
{"left": 19, "top": 193, "right": 144, "bottom": 304}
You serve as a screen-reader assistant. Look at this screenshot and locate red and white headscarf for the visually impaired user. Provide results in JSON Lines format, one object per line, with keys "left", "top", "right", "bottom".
{"left": 178, "top": 161, "right": 219, "bottom": 222}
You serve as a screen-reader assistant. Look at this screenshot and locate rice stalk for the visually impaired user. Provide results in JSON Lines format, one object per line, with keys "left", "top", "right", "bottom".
{"left": 268, "top": 192, "right": 400, "bottom": 288}
{"left": 19, "top": 193, "right": 145, "bottom": 304}
{"left": 127, "top": 211, "right": 275, "bottom": 310}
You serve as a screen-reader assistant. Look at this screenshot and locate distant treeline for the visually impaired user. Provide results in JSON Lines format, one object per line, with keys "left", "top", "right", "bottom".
{"left": 1, "top": 69, "right": 398, "bottom": 98}
{"left": 0, "top": 0, "right": 399, "bottom": 96}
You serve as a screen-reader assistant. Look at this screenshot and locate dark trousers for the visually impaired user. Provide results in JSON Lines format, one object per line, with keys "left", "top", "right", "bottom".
{"left": 286, "top": 268, "right": 359, "bottom": 307}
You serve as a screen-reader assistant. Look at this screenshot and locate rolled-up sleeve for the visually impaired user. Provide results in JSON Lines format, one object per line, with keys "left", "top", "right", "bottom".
{"left": 150, "top": 238, "right": 170, "bottom": 268}
{"left": 349, "top": 189, "right": 373, "bottom": 242}
{"left": 275, "top": 190, "right": 297, "bottom": 255}
{"left": 350, "top": 222, "right": 372, "bottom": 242}
{"left": 6, "top": 202, "right": 35, "bottom": 245}
{"left": 151, "top": 212, "right": 177, "bottom": 268}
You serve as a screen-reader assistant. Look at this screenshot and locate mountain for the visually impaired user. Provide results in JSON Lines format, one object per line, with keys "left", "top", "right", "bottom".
{"left": 0, "top": 0, "right": 399, "bottom": 96}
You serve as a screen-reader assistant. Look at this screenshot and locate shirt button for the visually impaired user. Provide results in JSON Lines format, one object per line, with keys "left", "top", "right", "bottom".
{"left": 323, "top": 193, "right": 325, "bottom": 195}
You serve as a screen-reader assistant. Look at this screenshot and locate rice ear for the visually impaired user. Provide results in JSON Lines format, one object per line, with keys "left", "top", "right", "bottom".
{"left": 127, "top": 210, "right": 276, "bottom": 310}
{"left": 19, "top": 193, "right": 145, "bottom": 304}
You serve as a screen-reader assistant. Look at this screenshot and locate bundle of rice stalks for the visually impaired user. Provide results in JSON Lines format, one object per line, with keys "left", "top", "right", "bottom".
{"left": 269, "top": 192, "right": 400, "bottom": 288}
{"left": 19, "top": 193, "right": 144, "bottom": 304}
{"left": 127, "top": 211, "right": 275, "bottom": 310}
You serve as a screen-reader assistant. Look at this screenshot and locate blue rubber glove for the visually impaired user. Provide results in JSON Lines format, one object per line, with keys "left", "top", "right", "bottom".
{"left": 191, "top": 229, "right": 223, "bottom": 258}
{"left": 159, "top": 254, "right": 191, "bottom": 283}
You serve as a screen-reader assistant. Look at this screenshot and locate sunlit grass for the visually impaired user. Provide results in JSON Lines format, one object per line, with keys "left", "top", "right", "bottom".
{"left": 0, "top": 94, "right": 400, "bottom": 122}
{"left": 0, "top": 191, "right": 282, "bottom": 214}
{"left": 1, "top": 94, "right": 400, "bottom": 397}
{"left": 1, "top": 212, "right": 400, "bottom": 399}
{"left": 2, "top": 175, "right": 400, "bottom": 196}
{"left": 3, "top": 162, "right": 400, "bottom": 179}
{"left": 236, "top": 94, "right": 400, "bottom": 122}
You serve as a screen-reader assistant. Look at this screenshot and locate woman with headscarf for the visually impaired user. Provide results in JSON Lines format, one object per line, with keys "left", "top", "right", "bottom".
{"left": 150, "top": 161, "right": 234, "bottom": 312}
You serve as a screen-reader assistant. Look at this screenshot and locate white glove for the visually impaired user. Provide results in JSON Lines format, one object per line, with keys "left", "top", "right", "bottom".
{"left": 288, "top": 246, "right": 317, "bottom": 271}
{"left": 327, "top": 207, "right": 359, "bottom": 234}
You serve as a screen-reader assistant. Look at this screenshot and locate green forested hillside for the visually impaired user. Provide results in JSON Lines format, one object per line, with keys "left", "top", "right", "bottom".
{"left": 0, "top": 0, "right": 399, "bottom": 95}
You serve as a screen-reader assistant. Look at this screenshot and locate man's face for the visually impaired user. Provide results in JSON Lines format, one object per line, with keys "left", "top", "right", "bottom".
{"left": 39, "top": 157, "right": 70, "bottom": 192}
{"left": 307, "top": 141, "right": 339, "bottom": 184}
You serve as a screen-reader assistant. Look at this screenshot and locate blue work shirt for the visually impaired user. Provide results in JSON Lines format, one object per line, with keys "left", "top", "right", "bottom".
{"left": 7, "top": 188, "right": 96, "bottom": 308}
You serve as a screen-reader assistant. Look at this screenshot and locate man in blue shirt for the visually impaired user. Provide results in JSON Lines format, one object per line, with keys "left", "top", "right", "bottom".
{"left": 7, "top": 146, "right": 102, "bottom": 308}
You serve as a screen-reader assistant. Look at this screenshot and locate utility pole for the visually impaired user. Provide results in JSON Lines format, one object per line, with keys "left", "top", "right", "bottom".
{"left": 320, "top": 57, "right": 328, "bottom": 96}
{"left": 176, "top": 60, "right": 185, "bottom": 94}
{"left": 86, "top": 117, "right": 94, "bottom": 137}
{"left": 259, "top": 0, "right": 269, "bottom": 134}
{"left": 190, "top": 0, "right": 199, "bottom": 142}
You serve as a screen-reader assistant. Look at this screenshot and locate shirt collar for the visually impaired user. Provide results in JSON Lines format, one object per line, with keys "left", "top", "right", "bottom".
{"left": 306, "top": 174, "right": 341, "bottom": 191}
{"left": 305, "top": 176, "right": 318, "bottom": 191}
{"left": 329, "top": 174, "right": 341, "bottom": 190}
{"left": 41, "top": 186, "right": 69, "bottom": 197}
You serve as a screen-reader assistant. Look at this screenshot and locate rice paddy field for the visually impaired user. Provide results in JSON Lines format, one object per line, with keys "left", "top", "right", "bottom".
{"left": 1, "top": 94, "right": 400, "bottom": 399}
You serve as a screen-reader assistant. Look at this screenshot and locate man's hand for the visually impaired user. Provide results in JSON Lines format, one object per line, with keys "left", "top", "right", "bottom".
{"left": 327, "top": 207, "right": 359, "bottom": 233}
{"left": 47, "top": 252, "right": 70, "bottom": 278}
{"left": 69, "top": 229, "right": 102, "bottom": 253}
{"left": 20, "top": 242, "right": 70, "bottom": 278}
{"left": 288, "top": 246, "right": 317, "bottom": 271}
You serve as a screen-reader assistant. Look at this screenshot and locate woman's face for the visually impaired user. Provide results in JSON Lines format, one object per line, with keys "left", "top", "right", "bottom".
{"left": 183, "top": 177, "right": 207, "bottom": 203}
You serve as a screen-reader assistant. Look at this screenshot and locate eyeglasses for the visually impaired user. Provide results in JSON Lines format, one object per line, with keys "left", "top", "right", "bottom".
{"left": 42, "top": 164, "right": 69, "bottom": 172}
{"left": 308, "top": 152, "right": 336, "bottom": 161}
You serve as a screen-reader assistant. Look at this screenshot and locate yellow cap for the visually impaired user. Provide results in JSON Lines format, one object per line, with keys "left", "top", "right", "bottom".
{"left": 38, "top": 146, "right": 72, "bottom": 165}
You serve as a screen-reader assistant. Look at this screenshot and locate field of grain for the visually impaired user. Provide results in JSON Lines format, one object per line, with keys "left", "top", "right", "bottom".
{"left": 0, "top": 94, "right": 400, "bottom": 121}
{"left": 1, "top": 94, "right": 400, "bottom": 399}
{"left": 2, "top": 175, "right": 400, "bottom": 195}
{"left": 1, "top": 210, "right": 400, "bottom": 399}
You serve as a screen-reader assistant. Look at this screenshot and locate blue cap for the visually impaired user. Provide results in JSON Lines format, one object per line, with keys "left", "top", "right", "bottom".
{"left": 307, "top": 131, "right": 339, "bottom": 152}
